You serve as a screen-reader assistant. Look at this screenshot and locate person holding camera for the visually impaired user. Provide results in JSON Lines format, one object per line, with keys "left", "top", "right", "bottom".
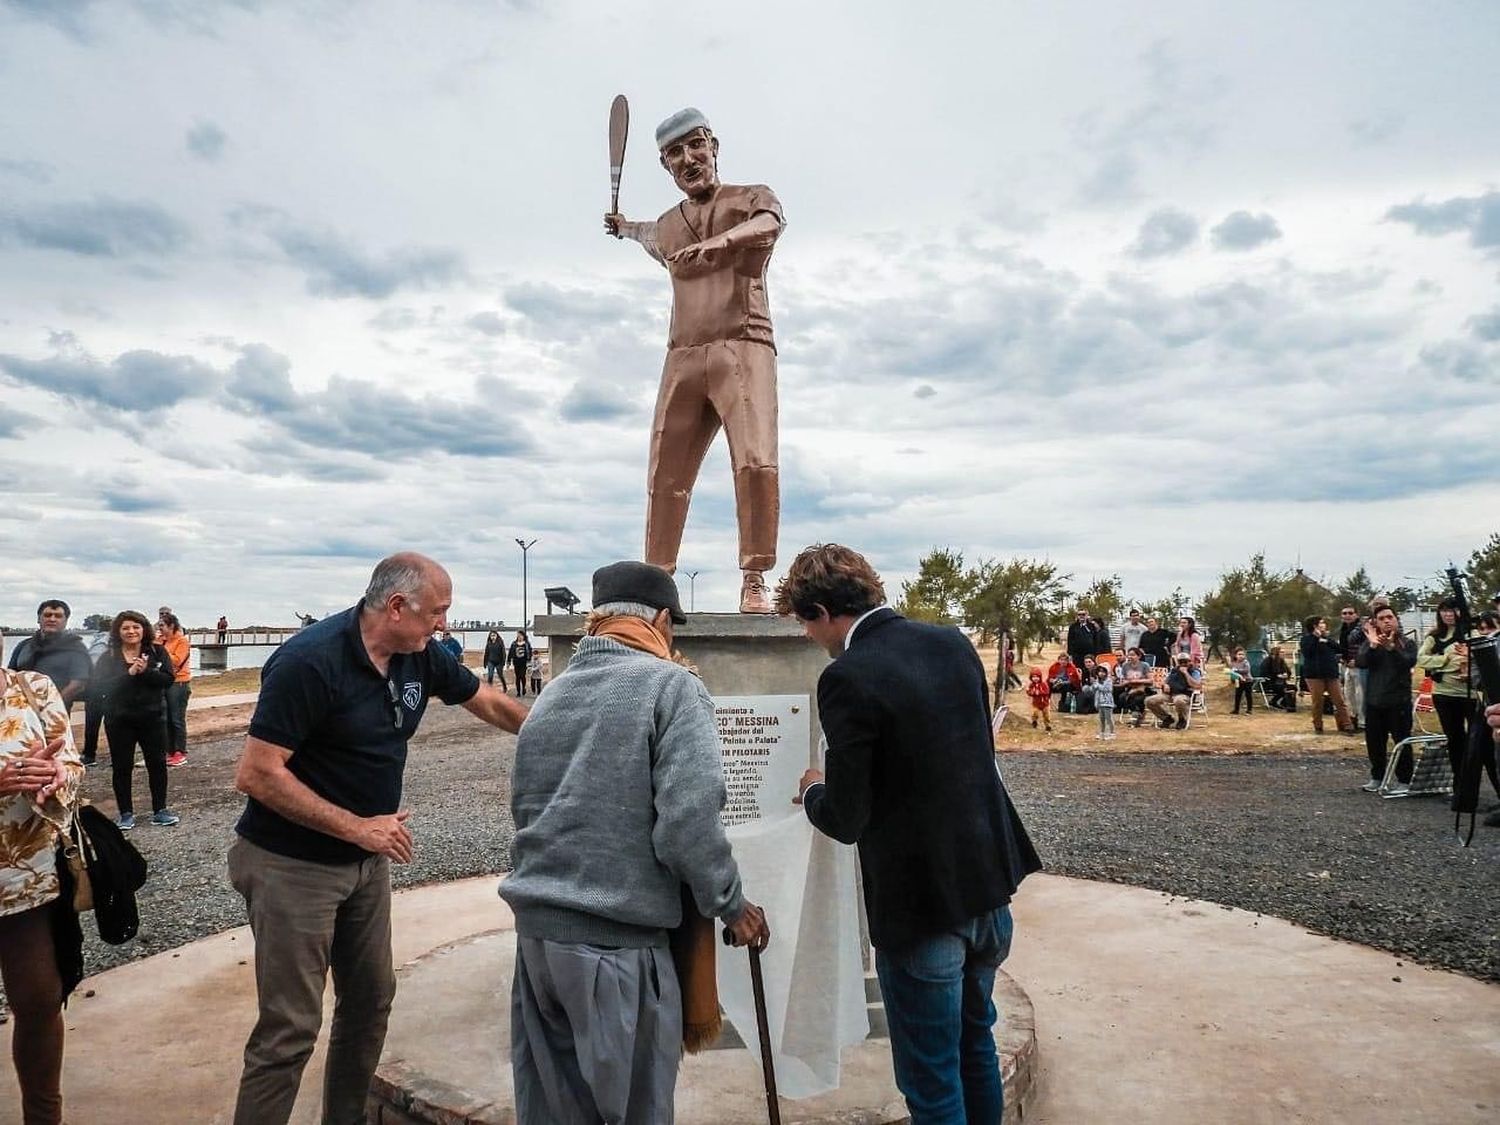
{"left": 1300, "top": 616, "right": 1354, "bottom": 735}
{"left": 1355, "top": 606, "right": 1418, "bottom": 793}
{"left": 1418, "top": 598, "right": 1473, "bottom": 786}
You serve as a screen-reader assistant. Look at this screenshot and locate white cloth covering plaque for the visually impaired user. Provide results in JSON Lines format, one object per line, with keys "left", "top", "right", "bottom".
{"left": 713, "top": 695, "right": 869, "bottom": 1098}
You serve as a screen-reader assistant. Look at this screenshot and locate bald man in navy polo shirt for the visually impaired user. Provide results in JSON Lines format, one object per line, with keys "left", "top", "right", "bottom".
{"left": 229, "top": 552, "right": 527, "bottom": 1125}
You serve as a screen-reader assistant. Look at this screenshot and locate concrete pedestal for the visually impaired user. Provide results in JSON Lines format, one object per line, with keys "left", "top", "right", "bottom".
{"left": 534, "top": 612, "right": 832, "bottom": 748}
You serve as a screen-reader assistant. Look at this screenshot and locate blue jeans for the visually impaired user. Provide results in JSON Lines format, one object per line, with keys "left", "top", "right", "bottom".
{"left": 875, "top": 905, "right": 1014, "bottom": 1124}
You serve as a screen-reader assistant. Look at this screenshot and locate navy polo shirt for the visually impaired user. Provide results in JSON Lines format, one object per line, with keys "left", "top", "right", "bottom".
{"left": 236, "top": 605, "right": 480, "bottom": 864}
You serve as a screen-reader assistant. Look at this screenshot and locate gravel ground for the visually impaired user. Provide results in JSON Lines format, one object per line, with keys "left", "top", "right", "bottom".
{"left": 8, "top": 705, "right": 1498, "bottom": 1007}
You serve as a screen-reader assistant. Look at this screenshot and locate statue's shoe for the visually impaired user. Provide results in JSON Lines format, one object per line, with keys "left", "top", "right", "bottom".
{"left": 739, "top": 571, "right": 774, "bottom": 614}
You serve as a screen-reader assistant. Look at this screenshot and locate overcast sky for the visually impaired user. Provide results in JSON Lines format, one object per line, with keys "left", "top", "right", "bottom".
{"left": 2, "top": 0, "right": 1497, "bottom": 627}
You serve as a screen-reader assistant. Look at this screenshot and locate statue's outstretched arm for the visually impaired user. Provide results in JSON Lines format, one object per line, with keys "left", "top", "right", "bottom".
{"left": 604, "top": 214, "right": 666, "bottom": 266}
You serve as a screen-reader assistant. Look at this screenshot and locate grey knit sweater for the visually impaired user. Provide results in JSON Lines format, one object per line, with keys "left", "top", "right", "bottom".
{"left": 499, "top": 635, "right": 745, "bottom": 947}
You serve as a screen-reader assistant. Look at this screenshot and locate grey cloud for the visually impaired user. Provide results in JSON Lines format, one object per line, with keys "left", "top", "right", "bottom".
{"left": 1210, "top": 211, "right": 1282, "bottom": 251}
{"left": 1348, "top": 113, "right": 1403, "bottom": 147}
{"left": 5, "top": 0, "right": 96, "bottom": 39}
{"left": 1385, "top": 191, "right": 1500, "bottom": 253}
{"left": 466, "top": 311, "right": 508, "bottom": 336}
{"left": 913, "top": 384, "right": 936, "bottom": 399}
{"left": 1468, "top": 308, "right": 1500, "bottom": 342}
{"left": 185, "top": 120, "right": 228, "bottom": 161}
{"left": 0, "top": 197, "right": 190, "bottom": 258}
{"left": 100, "top": 474, "right": 179, "bottom": 513}
{"left": 0, "top": 405, "right": 42, "bottom": 438}
{"left": 226, "top": 342, "right": 297, "bottom": 411}
{"left": 233, "top": 208, "right": 465, "bottom": 298}
{"left": 1076, "top": 151, "right": 1141, "bottom": 206}
{"left": 504, "top": 282, "right": 637, "bottom": 343}
{"left": 558, "top": 380, "right": 640, "bottom": 423}
{"left": 239, "top": 436, "right": 387, "bottom": 483}
{"left": 0, "top": 157, "right": 53, "bottom": 183}
{"left": 0, "top": 347, "right": 219, "bottom": 412}
{"left": 368, "top": 307, "right": 420, "bottom": 332}
{"left": 222, "top": 345, "right": 533, "bottom": 459}
{"left": 1128, "top": 207, "right": 1198, "bottom": 259}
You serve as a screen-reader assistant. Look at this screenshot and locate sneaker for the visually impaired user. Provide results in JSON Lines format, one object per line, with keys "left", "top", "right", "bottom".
{"left": 1384, "top": 784, "right": 1410, "bottom": 798}
{"left": 1360, "top": 779, "right": 1381, "bottom": 793}
{"left": 739, "top": 570, "right": 773, "bottom": 614}
{"left": 115, "top": 813, "right": 135, "bottom": 831}
{"left": 165, "top": 751, "right": 188, "bottom": 767}
{"left": 150, "top": 809, "right": 181, "bottom": 827}
{"left": 1175, "top": 718, "right": 1187, "bottom": 730}
{"left": 80, "top": 754, "right": 97, "bottom": 766}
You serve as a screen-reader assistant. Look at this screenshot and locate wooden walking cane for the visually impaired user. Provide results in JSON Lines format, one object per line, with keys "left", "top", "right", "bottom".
{"left": 725, "top": 930, "right": 782, "bottom": 1124}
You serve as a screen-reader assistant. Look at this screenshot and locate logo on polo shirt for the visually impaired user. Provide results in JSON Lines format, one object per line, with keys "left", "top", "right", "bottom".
{"left": 402, "top": 682, "right": 422, "bottom": 710}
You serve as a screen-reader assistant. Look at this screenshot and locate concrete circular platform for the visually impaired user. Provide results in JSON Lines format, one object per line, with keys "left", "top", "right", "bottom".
{"left": 370, "top": 929, "right": 1039, "bottom": 1125}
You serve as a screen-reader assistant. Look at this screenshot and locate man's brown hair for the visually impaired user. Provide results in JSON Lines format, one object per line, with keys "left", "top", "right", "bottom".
{"left": 774, "top": 544, "right": 885, "bottom": 619}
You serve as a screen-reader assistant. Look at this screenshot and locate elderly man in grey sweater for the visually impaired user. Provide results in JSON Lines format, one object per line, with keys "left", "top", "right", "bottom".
{"left": 500, "top": 561, "right": 769, "bottom": 1125}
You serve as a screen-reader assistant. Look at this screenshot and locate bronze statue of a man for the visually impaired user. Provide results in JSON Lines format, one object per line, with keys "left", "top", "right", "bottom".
{"left": 605, "top": 107, "right": 784, "bottom": 613}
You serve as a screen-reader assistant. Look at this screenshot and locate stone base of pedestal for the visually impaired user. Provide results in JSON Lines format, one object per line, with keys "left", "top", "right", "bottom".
{"left": 368, "top": 926, "right": 1039, "bottom": 1125}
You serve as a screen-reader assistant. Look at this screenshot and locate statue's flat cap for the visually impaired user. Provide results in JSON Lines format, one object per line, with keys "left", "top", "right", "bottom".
{"left": 592, "top": 561, "right": 687, "bottom": 624}
{"left": 656, "top": 107, "right": 711, "bottom": 149}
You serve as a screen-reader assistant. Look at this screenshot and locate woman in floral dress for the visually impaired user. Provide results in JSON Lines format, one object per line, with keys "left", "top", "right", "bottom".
{"left": 0, "top": 642, "right": 84, "bottom": 1124}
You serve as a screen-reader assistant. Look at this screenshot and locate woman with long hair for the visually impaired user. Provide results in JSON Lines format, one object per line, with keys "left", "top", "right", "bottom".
{"left": 94, "top": 610, "right": 178, "bottom": 829}
{"left": 1417, "top": 598, "right": 1473, "bottom": 785}
{"left": 0, "top": 635, "right": 84, "bottom": 1125}
{"left": 1174, "top": 616, "right": 1204, "bottom": 666}
{"left": 482, "top": 629, "right": 507, "bottom": 690}
{"left": 509, "top": 630, "right": 533, "bottom": 698}
{"left": 1299, "top": 616, "right": 1353, "bottom": 734}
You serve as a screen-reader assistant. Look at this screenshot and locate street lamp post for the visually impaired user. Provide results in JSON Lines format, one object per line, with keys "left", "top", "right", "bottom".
{"left": 685, "top": 570, "right": 700, "bottom": 613}
{"left": 515, "top": 538, "right": 538, "bottom": 628}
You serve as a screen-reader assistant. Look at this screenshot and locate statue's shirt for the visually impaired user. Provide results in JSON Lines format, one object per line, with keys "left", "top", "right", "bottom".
{"left": 655, "top": 183, "right": 783, "bottom": 351}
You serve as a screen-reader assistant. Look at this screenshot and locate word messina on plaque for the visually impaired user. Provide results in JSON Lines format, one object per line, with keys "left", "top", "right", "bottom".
{"left": 713, "top": 694, "right": 811, "bottom": 826}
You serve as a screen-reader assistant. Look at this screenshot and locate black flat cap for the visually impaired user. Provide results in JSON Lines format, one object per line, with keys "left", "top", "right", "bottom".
{"left": 592, "top": 561, "right": 686, "bottom": 624}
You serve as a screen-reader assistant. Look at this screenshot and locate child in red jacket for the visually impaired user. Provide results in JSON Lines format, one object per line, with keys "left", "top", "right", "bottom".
{"left": 1025, "top": 667, "right": 1052, "bottom": 731}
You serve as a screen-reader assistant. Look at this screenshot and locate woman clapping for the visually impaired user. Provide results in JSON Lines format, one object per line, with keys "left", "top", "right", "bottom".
{"left": 94, "top": 610, "right": 178, "bottom": 829}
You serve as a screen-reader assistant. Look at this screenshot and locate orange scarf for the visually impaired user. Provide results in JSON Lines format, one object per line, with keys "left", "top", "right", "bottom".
{"left": 586, "top": 614, "right": 673, "bottom": 660}
{"left": 585, "top": 612, "right": 721, "bottom": 1052}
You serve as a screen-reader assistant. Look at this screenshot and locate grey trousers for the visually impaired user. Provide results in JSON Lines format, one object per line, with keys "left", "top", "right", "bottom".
{"left": 228, "top": 836, "right": 396, "bottom": 1125}
{"left": 511, "top": 936, "right": 682, "bottom": 1125}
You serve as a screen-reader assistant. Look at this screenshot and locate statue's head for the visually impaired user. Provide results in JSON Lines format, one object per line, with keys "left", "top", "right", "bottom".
{"left": 656, "top": 107, "right": 719, "bottom": 200}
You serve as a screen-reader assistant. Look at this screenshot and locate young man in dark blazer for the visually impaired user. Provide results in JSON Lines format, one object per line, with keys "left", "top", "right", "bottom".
{"left": 778, "top": 543, "right": 1041, "bottom": 1124}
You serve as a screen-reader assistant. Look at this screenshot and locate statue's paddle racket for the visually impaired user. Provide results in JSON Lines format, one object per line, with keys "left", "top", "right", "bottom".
{"left": 608, "top": 94, "right": 629, "bottom": 229}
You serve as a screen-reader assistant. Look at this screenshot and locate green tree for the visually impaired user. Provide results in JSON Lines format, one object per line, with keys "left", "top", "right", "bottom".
{"left": 1332, "top": 565, "right": 1379, "bottom": 611}
{"left": 81, "top": 613, "right": 112, "bottom": 632}
{"left": 964, "top": 557, "right": 1073, "bottom": 691}
{"left": 895, "top": 548, "right": 974, "bottom": 625}
{"left": 1139, "top": 588, "right": 1189, "bottom": 623}
{"left": 1196, "top": 570, "right": 1263, "bottom": 654}
{"left": 1466, "top": 532, "right": 1500, "bottom": 602}
{"left": 1077, "top": 574, "right": 1126, "bottom": 623}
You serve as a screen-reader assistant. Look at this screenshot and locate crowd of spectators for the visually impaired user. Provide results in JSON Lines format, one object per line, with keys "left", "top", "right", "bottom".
{"left": 1017, "top": 594, "right": 1500, "bottom": 828}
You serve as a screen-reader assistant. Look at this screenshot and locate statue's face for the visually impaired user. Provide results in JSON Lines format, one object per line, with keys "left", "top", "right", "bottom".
{"left": 660, "top": 128, "right": 719, "bottom": 200}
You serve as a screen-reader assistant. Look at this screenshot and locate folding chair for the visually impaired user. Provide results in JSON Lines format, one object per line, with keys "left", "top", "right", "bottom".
{"left": 1379, "top": 732, "right": 1451, "bottom": 797}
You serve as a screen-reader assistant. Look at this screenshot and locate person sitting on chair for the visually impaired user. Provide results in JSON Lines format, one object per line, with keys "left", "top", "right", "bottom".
{"left": 1261, "top": 645, "right": 1295, "bottom": 711}
{"left": 1116, "top": 647, "right": 1152, "bottom": 722}
{"left": 1045, "top": 653, "right": 1082, "bottom": 714}
{"left": 1145, "top": 654, "right": 1202, "bottom": 730}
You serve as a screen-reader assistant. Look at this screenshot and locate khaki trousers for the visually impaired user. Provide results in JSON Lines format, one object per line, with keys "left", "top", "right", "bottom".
{"left": 645, "top": 339, "right": 779, "bottom": 573}
{"left": 1305, "top": 678, "right": 1351, "bottom": 733}
{"left": 228, "top": 837, "right": 395, "bottom": 1125}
